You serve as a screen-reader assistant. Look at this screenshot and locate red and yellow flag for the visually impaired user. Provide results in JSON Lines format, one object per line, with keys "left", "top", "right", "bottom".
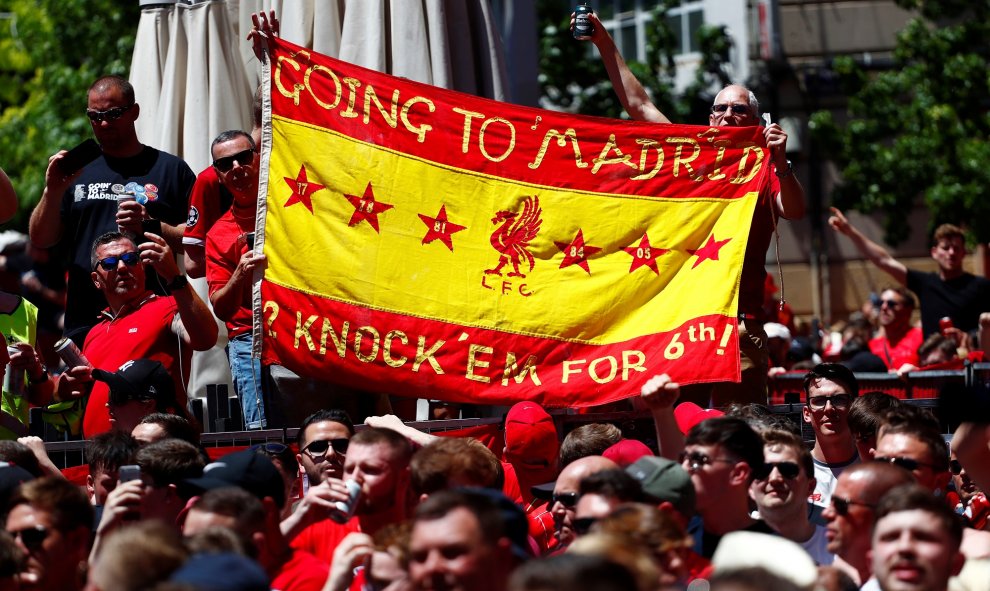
{"left": 255, "top": 37, "right": 771, "bottom": 408}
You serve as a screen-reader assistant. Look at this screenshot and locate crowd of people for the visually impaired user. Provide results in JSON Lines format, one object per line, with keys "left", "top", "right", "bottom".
{"left": 0, "top": 7, "right": 987, "bottom": 591}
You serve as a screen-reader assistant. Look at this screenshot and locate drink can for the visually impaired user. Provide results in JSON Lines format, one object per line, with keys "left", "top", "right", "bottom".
{"left": 54, "top": 337, "right": 92, "bottom": 369}
{"left": 116, "top": 193, "right": 136, "bottom": 233}
{"left": 4, "top": 346, "right": 26, "bottom": 398}
{"left": 939, "top": 317, "right": 954, "bottom": 334}
{"left": 573, "top": 3, "right": 594, "bottom": 39}
{"left": 329, "top": 479, "right": 361, "bottom": 524}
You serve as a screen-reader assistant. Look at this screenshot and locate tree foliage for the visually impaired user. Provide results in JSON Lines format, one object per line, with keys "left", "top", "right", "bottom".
{"left": 0, "top": 0, "right": 141, "bottom": 230}
{"left": 809, "top": 0, "right": 990, "bottom": 244}
{"left": 536, "top": 0, "right": 734, "bottom": 124}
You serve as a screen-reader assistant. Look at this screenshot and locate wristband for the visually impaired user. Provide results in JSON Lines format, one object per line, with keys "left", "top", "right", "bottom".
{"left": 775, "top": 160, "right": 794, "bottom": 179}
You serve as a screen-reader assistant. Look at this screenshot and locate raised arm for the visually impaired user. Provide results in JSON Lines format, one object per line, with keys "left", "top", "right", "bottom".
{"left": 30, "top": 151, "right": 77, "bottom": 248}
{"left": 765, "top": 124, "right": 805, "bottom": 220}
{"left": 827, "top": 207, "right": 907, "bottom": 285}
{"left": 140, "top": 232, "right": 218, "bottom": 351}
{"left": 575, "top": 12, "right": 671, "bottom": 124}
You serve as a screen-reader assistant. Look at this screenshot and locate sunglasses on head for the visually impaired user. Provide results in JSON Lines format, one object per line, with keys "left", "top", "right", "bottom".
{"left": 10, "top": 525, "right": 49, "bottom": 551}
{"left": 552, "top": 492, "right": 579, "bottom": 509}
{"left": 212, "top": 148, "right": 256, "bottom": 173}
{"left": 950, "top": 459, "right": 963, "bottom": 475}
{"left": 757, "top": 461, "right": 801, "bottom": 480}
{"left": 86, "top": 103, "right": 134, "bottom": 123}
{"left": 252, "top": 442, "right": 289, "bottom": 455}
{"left": 302, "top": 438, "right": 349, "bottom": 457}
{"left": 807, "top": 393, "right": 853, "bottom": 410}
{"left": 830, "top": 495, "right": 875, "bottom": 516}
{"left": 95, "top": 251, "right": 140, "bottom": 271}
{"left": 873, "top": 456, "right": 937, "bottom": 472}
{"left": 711, "top": 103, "right": 750, "bottom": 115}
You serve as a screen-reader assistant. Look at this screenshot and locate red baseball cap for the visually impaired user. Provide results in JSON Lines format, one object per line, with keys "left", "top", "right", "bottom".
{"left": 602, "top": 439, "right": 654, "bottom": 467}
{"left": 673, "top": 402, "right": 725, "bottom": 435}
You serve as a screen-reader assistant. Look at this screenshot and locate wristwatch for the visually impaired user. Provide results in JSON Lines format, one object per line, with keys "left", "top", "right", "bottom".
{"left": 775, "top": 160, "right": 794, "bottom": 179}
{"left": 167, "top": 275, "right": 189, "bottom": 291}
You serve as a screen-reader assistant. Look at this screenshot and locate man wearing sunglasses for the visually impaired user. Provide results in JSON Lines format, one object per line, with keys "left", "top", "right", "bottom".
{"left": 55, "top": 231, "right": 218, "bottom": 437}
{"left": 802, "top": 363, "right": 860, "bottom": 510}
{"left": 576, "top": 12, "right": 805, "bottom": 408}
{"left": 295, "top": 409, "right": 355, "bottom": 487}
{"left": 868, "top": 287, "right": 923, "bottom": 372}
{"left": 5, "top": 477, "right": 93, "bottom": 591}
{"left": 30, "top": 75, "right": 195, "bottom": 347}
{"left": 820, "top": 462, "right": 913, "bottom": 585}
{"left": 750, "top": 429, "right": 833, "bottom": 565}
{"left": 680, "top": 416, "right": 773, "bottom": 558}
{"left": 205, "top": 129, "right": 269, "bottom": 429}
{"left": 532, "top": 454, "right": 618, "bottom": 550}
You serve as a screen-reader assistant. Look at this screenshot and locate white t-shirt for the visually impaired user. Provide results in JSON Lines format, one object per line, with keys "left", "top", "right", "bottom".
{"left": 810, "top": 454, "right": 860, "bottom": 508}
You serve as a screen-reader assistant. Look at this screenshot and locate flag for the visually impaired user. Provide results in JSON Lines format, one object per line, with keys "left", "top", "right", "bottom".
{"left": 255, "top": 37, "right": 771, "bottom": 408}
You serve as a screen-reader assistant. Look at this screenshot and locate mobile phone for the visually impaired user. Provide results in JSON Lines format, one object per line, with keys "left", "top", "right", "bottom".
{"left": 118, "top": 464, "right": 141, "bottom": 483}
{"left": 762, "top": 113, "right": 772, "bottom": 127}
{"left": 58, "top": 139, "right": 102, "bottom": 176}
{"left": 245, "top": 232, "right": 256, "bottom": 249}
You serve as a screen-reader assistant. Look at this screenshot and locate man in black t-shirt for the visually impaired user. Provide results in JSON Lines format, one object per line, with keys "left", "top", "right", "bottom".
{"left": 29, "top": 75, "right": 194, "bottom": 345}
{"left": 829, "top": 209, "right": 990, "bottom": 337}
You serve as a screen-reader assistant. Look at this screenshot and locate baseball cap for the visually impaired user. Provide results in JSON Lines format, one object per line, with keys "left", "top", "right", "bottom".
{"left": 182, "top": 449, "right": 286, "bottom": 509}
{"left": 712, "top": 531, "right": 818, "bottom": 589}
{"left": 602, "top": 439, "right": 654, "bottom": 467}
{"left": 626, "top": 456, "right": 695, "bottom": 519}
{"left": 92, "top": 359, "right": 176, "bottom": 408}
{"left": 170, "top": 552, "right": 269, "bottom": 591}
{"left": 503, "top": 402, "right": 559, "bottom": 471}
{"left": 673, "top": 402, "right": 725, "bottom": 435}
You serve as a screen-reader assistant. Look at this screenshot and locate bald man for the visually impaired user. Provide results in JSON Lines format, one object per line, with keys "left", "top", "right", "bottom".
{"left": 542, "top": 455, "right": 618, "bottom": 548}
{"left": 821, "top": 462, "right": 914, "bottom": 584}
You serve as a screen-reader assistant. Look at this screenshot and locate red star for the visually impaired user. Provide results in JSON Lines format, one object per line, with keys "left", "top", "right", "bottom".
{"left": 622, "top": 233, "right": 669, "bottom": 275}
{"left": 687, "top": 234, "right": 732, "bottom": 269}
{"left": 418, "top": 204, "right": 467, "bottom": 251}
{"left": 555, "top": 229, "right": 601, "bottom": 274}
{"left": 343, "top": 182, "right": 394, "bottom": 233}
{"left": 283, "top": 165, "right": 325, "bottom": 214}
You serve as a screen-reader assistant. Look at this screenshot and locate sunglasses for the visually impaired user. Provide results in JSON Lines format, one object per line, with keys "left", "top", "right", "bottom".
{"left": 873, "top": 456, "right": 937, "bottom": 472}
{"left": 678, "top": 450, "right": 736, "bottom": 471}
{"left": 86, "top": 103, "right": 135, "bottom": 123}
{"left": 807, "top": 393, "right": 853, "bottom": 410}
{"left": 252, "top": 442, "right": 289, "bottom": 455}
{"left": 573, "top": 517, "right": 597, "bottom": 536}
{"left": 302, "top": 438, "right": 349, "bottom": 457}
{"left": 551, "top": 492, "right": 579, "bottom": 509}
{"left": 950, "top": 459, "right": 963, "bottom": 475}
{"left": 711, "top": 103, "right": 750, "bottom": 115}
{"left": 95, "top": 251, "right": 140, "bottom": 271}
{"left": 830, "top": 495, "right": 875, "bottom": 516}
{"left": 757, "top": 461, "right": 801, "bottom": 480}
{"left": 879, "top": 299, "right": 903, "bottom": 309}
{"left": 212, "top": 148, "right": 256, "bottom": 173}
{"left": 10, "top": 525, "right": 49, "bottom": 551}
{"left": 108, "top": 389, "right": 153, "bottom": 407}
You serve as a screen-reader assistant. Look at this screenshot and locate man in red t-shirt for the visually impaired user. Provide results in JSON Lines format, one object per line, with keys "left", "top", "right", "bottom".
{"left": 56, "top": 231, "right": 217, "bottom": 437}
{"left": 283, "top": 427, "right": 413, "bottom": 565}
{"left": 869, "top": 287, "right": 923, "bottom": 371}
{"left": 205, "top": 129, "right": 269, "bottom": 429}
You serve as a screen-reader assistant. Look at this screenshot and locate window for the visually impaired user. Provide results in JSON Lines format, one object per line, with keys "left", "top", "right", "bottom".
{"left": 590, "top": 0, "right": 704, "bottom": 59}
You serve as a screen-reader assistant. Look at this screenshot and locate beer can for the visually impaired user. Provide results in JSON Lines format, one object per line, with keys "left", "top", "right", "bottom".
{"left": 939, "top": 317, "right": 954, "bottom": 334}
{"left": 4, "top": 346, "right": 26, "bottom": 398}
{"left": 329, "top": 479, "right": 361, "bottom": 524}
{"left": 573, "top": 3, "right": 594, "bottom": 39}
{"left": 54, "top": 337, "right": 92, "bottom": 369}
